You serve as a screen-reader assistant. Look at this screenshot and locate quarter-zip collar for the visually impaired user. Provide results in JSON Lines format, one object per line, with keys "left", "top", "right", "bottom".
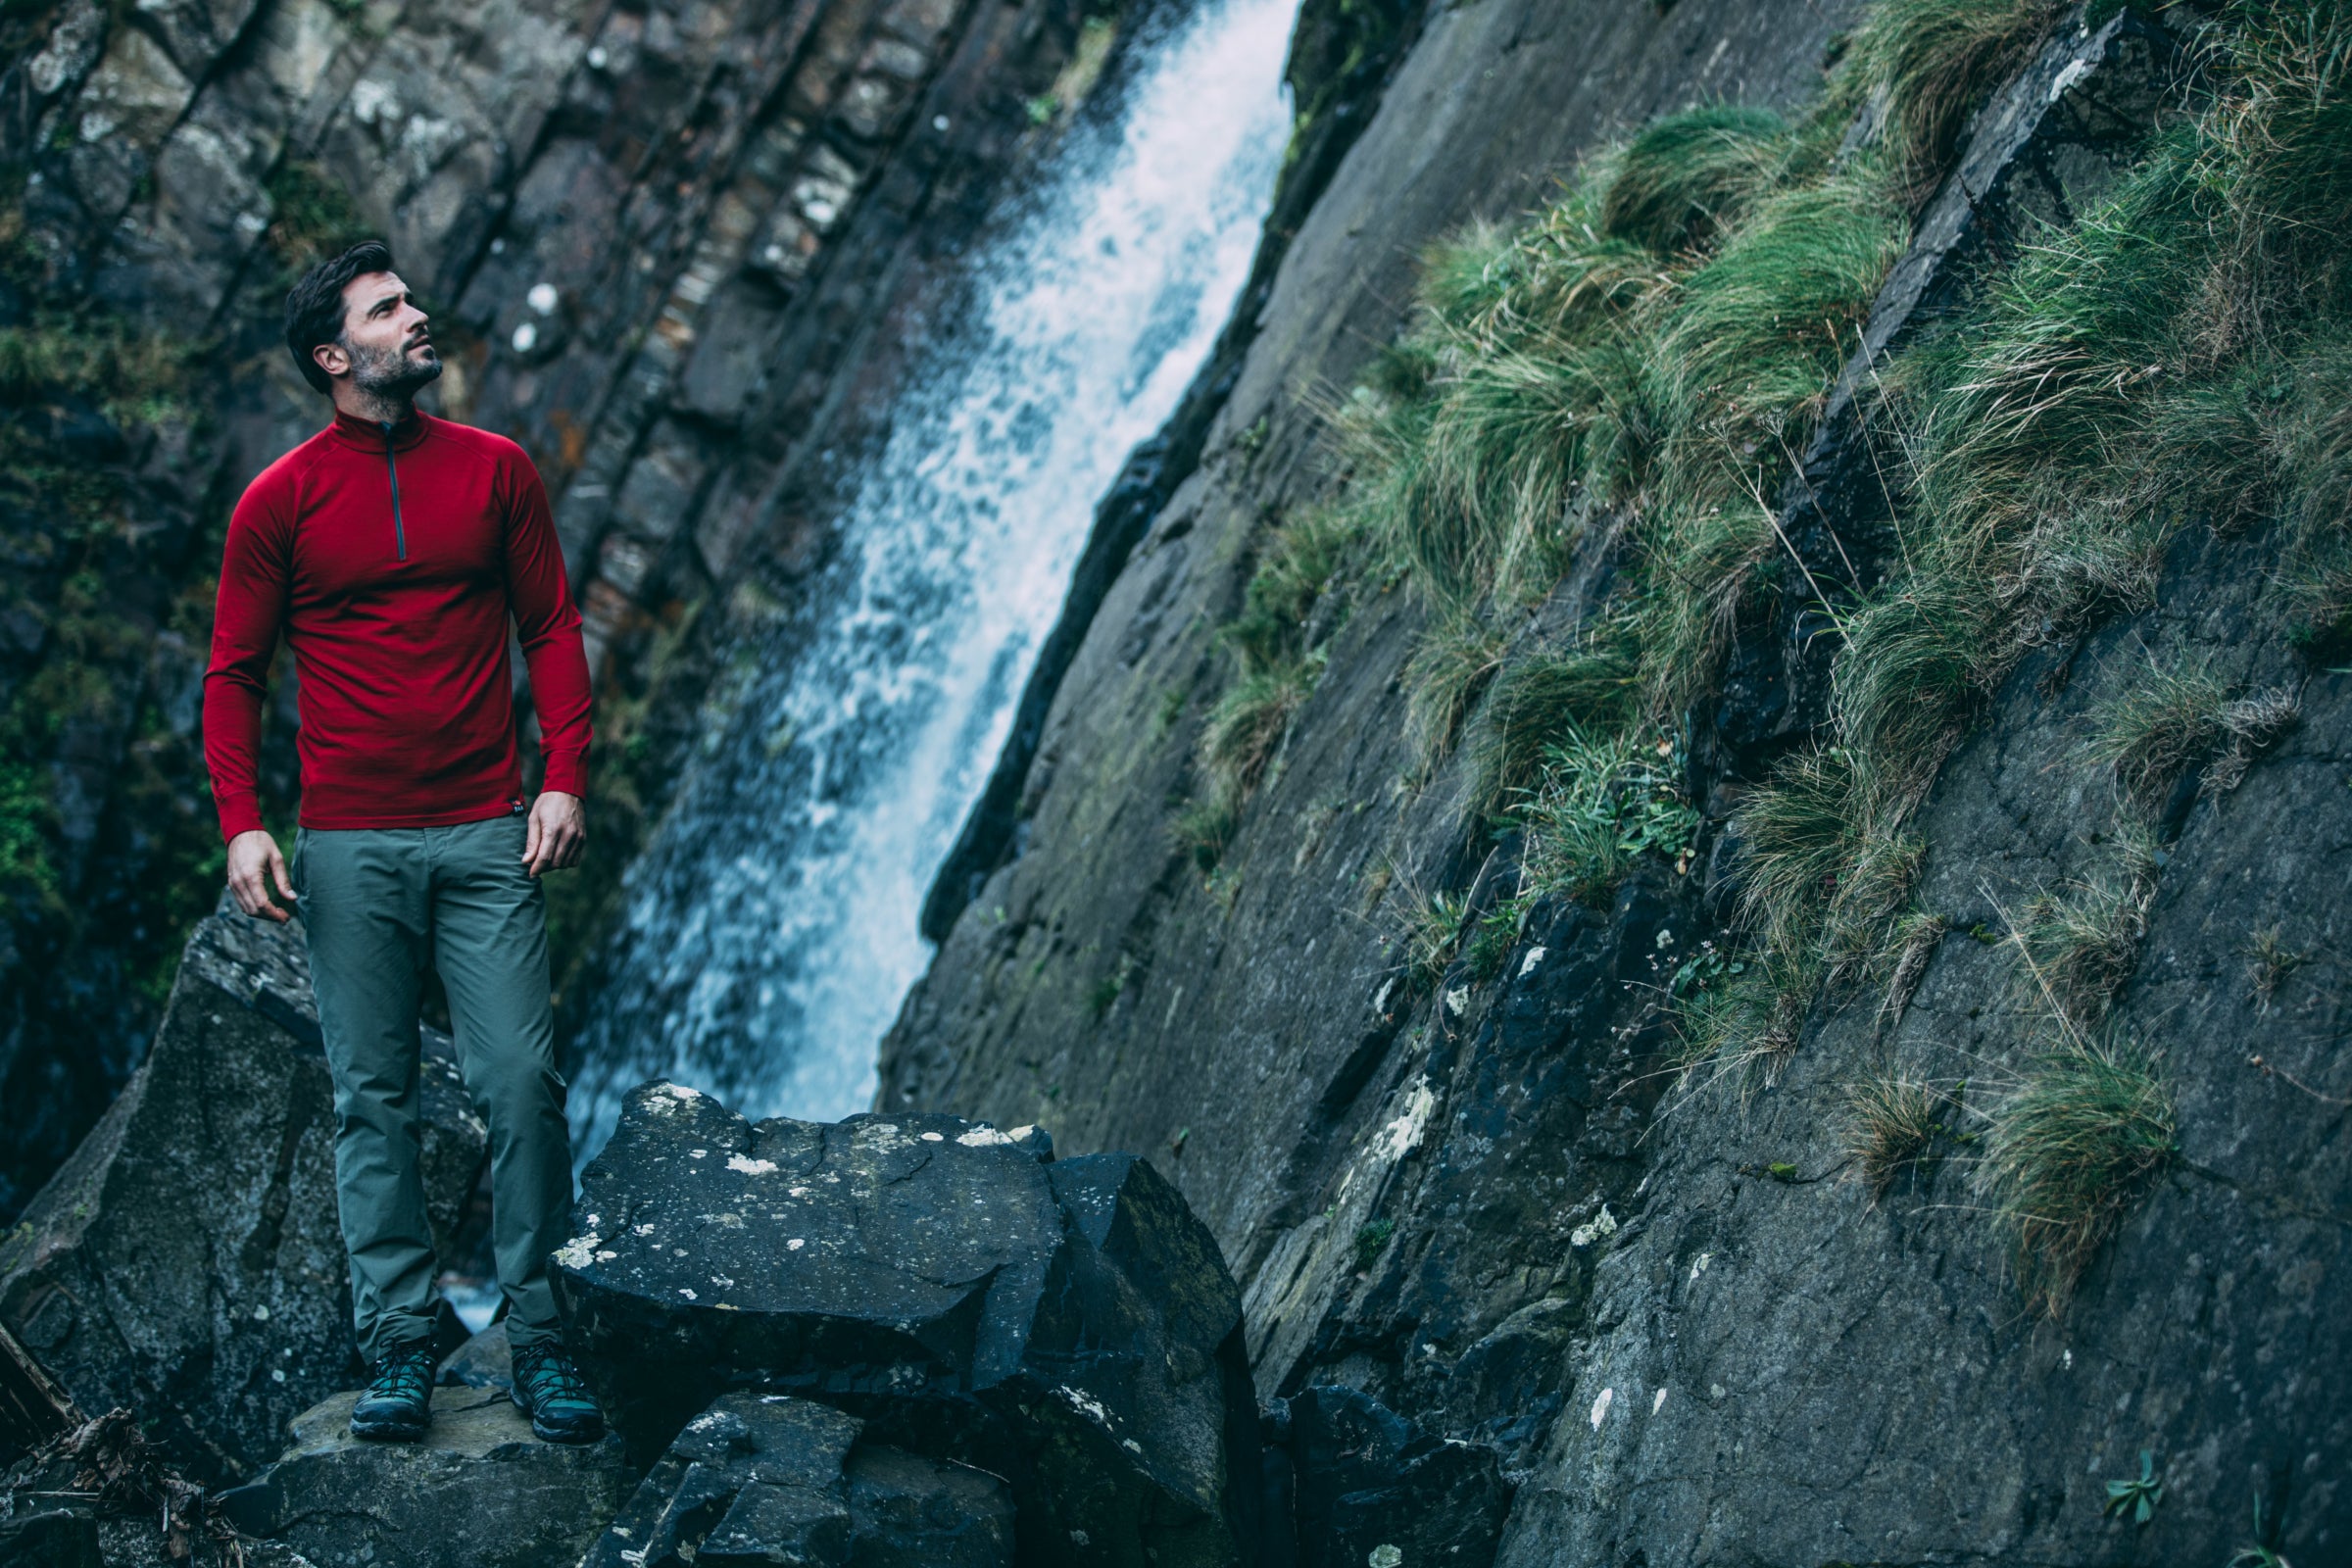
{"left": 325, "top": 406, "right": 431, "bottom": 454}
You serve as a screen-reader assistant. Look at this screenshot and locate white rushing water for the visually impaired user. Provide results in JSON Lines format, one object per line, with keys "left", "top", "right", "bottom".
{"left": 567, "top": 0, "right": 1300, "bottom": 1159}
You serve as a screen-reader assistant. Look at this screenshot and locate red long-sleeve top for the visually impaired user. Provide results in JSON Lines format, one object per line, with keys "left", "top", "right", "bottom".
{"left": 203, "top": 409, "right": 593, "bottom": 842}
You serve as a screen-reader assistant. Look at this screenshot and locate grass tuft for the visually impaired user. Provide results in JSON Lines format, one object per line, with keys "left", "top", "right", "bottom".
{"left": 1600, "top": 105, "right": 1790, "bottom": 256}
{"left": 1846, "top": 1073, "right": 1950, "bottom": 1193}
{"left": 2082, "top": 652, "right": 2228, "bottom": 807}
{"left": 1978, "top": 1030, "right": 2175, "bottom": 1314}
{"left": 2009, "top": 831, "right": 2158, "bottom": 1026}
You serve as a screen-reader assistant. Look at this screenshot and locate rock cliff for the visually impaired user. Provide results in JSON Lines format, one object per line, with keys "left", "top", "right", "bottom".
{"left": 882, "top": 0, "right": 2352, "bottom": 1562}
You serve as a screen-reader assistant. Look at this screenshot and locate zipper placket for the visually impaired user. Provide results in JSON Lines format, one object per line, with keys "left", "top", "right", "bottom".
{"left": 380, "top": 420, "right": 408, "bottom": 562}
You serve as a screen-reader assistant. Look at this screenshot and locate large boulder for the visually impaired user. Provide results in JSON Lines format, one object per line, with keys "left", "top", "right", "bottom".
{"left": 0, "top": 905, "right": 486, "bottom": 1482}
{"left": 215, "top": 1382, "right": 632, "bottom": 1568}
{"left": 581, "top": 1391, "right": 1014, "bottom": 1568}
{"left": 556, "top": 1082, "right": 1259, "bottom": 1566}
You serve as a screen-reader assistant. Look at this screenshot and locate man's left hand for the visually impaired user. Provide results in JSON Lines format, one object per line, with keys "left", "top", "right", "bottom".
{"left": 523, "top": 791, "right": 586, "bottom": 878}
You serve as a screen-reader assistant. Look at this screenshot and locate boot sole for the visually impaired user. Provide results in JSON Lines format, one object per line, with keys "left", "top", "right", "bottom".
{"left": 348, "top": 1415, "right": 427, "bottom": 1443}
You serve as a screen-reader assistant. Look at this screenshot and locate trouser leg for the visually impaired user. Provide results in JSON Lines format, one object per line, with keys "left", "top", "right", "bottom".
{"left": 427, "top": 814, "right": 575, "bottom": 1352}
{"left": 297, "top": 827, "right": 440, "bottom": 1361}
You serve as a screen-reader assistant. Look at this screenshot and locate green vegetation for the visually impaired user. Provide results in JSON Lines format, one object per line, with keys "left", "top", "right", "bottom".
{"left": 1977, "top": 1030, "right": 2175, "bottom": 1314}
{"left": 2240, "top": 920, "right": 2306, "bottom": 1005}
{"left": 2082, "top": 652, "right": 2228, "bottom": 806}
{"left": 2008, "top": 831, "right": 2157, "bottom": 1025}
{"left": 1164, "top": 0, "right": 2347, "bottom": 1310}
{"left": 2103, "top": 1449, "right": 2165, "bottom": 1526}
{"left": 1351, "top": 1217, "right": 1396, "bottom": 1271}
{"left": 1845, "top": 1073, "right": 1949, "bottom": 1194}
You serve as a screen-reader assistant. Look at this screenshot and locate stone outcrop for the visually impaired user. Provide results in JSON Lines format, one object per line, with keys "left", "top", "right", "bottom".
{"left": 0, "top": 904, "right": 485, "bottom": 1483}
{"left": 878, "top": 0, "right": 2352, "bottom": 1564}
{"left": 215, "top": 1382, "right": 633, "bottom": 1568}
{"left": 581, "top": 1392, "right": 1015, "bottom": 1568}
{"left": 557, "top": 1081, "right": 1260, "bottom": 1565}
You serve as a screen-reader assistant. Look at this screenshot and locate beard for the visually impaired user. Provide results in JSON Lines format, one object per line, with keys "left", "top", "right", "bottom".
{"left": 350, "top": 334, "right": 443, "bottom": 401}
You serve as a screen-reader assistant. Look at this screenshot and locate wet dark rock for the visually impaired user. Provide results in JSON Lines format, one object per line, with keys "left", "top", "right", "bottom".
{"left": 0, "top": 907, "right": 486, "bottom": 1483}
{"left": 556, "top": 1082, "right": 1257, "bottom": 1566}
{"left": 215, "top": 1383, "right": 632, "bottom": 1568}
{"left": 844, "top": 1444, "right": 1016, "bottom": 1568}
{"left": 0, "top": 1508, "right": 103, "bottom": 1568}
{"left": 1278, "top": 1386, "right": 1512, "bottom": 1568}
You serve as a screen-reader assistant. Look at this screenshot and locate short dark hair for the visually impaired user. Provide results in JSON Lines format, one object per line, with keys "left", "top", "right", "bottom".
{"left": 284, "top": 239, "right": 394, "bottom": 395}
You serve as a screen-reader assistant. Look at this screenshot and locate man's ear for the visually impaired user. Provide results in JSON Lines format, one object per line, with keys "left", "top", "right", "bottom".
{"left": 312, "top": 340, "right": 349, "bottom": 382}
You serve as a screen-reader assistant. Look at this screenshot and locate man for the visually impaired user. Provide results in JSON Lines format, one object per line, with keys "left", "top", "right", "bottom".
{"left": 204, "top": 239, "right": 604, "bottom": 1445}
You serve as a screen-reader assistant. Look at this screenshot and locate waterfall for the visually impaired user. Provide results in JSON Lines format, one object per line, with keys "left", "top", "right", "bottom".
{"left": 565, "top": 0, "right": 1300, "bottom": 1160}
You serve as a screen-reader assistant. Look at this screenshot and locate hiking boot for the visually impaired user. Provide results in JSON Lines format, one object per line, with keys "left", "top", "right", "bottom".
{"left": 510, "top": 1344, "right": 604, "bottom": 1444}
{"left": 348, "top": 1346, "right": 435, "bottom": 1442}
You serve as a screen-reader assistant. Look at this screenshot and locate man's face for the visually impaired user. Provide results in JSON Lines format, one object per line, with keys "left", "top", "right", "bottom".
{"left": 315, "top": 270, "right": 440, "bottom": 398}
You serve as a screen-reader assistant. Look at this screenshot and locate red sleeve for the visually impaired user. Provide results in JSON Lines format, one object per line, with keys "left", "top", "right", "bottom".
{"left": 501, "top": 448, "right": 593, "bottom": 797}
{"left": 202, "top": 470, "right": 293, "bottom": 842}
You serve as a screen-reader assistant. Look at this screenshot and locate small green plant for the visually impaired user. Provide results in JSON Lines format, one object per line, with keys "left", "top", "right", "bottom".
{"left": 1978, "top": 1031, "right": 2175, "bottom": 1314}
{"left": 1396, "top": 886, "right": 1474, "bottom": 992}
{"left": 1351, "top": 1218, "right": 1396, "bottom": 1271}
{"left": 2104, "top": 1448, "right": 2164, "bottom": 1526}
{"left": 1464, "top": 895, "right": 1528, "bottom": 982}
{"left": 2241, "top": 922, "right": 2307, "bottom": 1006}
{"left": 1845, "top": 1073, "right": 1948, "bottom": 1193}
{"left": 1514, "top": 727, "right": 1698, "bottom": 909}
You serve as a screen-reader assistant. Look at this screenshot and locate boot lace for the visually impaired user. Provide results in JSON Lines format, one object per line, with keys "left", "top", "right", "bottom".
{"left": 514, "top": 1347, "right": 592, "bottom": 1407}
{"left": 367, "top": 1348, "right": 434, "bottom": 1402}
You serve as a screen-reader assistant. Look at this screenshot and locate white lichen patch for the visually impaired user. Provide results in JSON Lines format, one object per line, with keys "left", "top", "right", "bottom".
{"left": 1518, "top": 946, "right": 1546, "bottom": 979}
{"left": 1570, "top": 1204, "right": 1617, "bottom": 1249}
{"left": 787, "top": 1238, "right": 806, "bottom": 1250}
{"left": 1689, "top": 1251, "right": 1712, "bottom": 1283}
{"left": 595, "top": 1250, "right": 617, "bottom": 1263}
{"left": 728, "top": 1154, "right": 778, "bottom": 1175}
{"left": 1057, "top": 1386, "right": 1116, "bottom": 1430}
{"left": 1444, "top": 985, "right": 1469, "bottom": 1016}
{"left": 788, "top": 1186, "right": 810, "bottom": 1198}
{"left": 920, "top": 1131, "right": 945, "bottom": 1143}
{"left": 689, "top": 1149, "right": 708, "bottom": 1159}
{"left": 1379, "top": 1079, "right": 1437, "bottom": 1163}
{"left": 1590, "top": 1387, "right": 1613, "bottom": 1430}
{"left": 1652, "top": 1388, "right": 1668, "bottom": 1414}
{"left": 956, "top": 1126, "right": 1012, "bottom": 1147}
{"left": 1369, "top": 1547, "right": 1403, "bottom": 1568}
{"left": 553, "top": 1236, "right": 601, "bottom": 1270}
{"left": 677, "top": 1287, "right": 698, "bottom": 1300}
{"left": 633, "top": 1223, "right": 657, "bottom": 1236}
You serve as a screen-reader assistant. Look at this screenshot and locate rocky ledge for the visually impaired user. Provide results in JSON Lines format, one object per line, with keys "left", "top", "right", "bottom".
{"left": 3, "top": 911, "right": 1503, "bottom": 1565}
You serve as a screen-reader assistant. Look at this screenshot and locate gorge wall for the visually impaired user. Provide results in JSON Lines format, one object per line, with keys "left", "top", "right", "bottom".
{"left": 880, "top": 0, "right": 2352, "bottom": 1563}
{"left": 4, "top": 0, "right": 2348, "bottom": 1562}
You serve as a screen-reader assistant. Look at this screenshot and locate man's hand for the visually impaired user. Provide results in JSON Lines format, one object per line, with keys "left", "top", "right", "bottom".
{"left": 226, "top": 829, "right": 296, "bottom": 922}
{"left": 523, "top": 791, "right": 586, "bottom": 878}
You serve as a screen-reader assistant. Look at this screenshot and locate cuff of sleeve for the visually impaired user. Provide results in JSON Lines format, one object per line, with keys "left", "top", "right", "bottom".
{"left": 218, "top": 798, "right": 266, "bottom": 843}
{"left": 541, "top": 753, "right": 589, "bottom": 798}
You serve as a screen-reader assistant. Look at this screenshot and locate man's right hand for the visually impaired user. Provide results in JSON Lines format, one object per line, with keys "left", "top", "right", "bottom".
{"left": 226, "top": 829, "right": 297, "bottom": 922}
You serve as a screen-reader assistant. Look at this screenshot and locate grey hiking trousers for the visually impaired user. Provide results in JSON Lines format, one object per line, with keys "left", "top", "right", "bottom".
{"left": 294, "top": 814, "right": 573, "bottom": 1362}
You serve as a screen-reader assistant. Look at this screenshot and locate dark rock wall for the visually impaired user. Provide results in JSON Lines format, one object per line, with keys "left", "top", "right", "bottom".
{"left": 883, "top": 2, "right": 2350, "bottom": 1564}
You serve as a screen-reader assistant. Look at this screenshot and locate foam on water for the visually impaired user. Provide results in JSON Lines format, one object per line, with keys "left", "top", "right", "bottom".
{"left": 567, "top": 0, "right": 1300, "bottom": 1160}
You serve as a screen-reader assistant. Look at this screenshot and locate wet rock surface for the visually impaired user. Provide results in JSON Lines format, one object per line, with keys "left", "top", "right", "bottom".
{"left": 1274, "top": 1386, "right": 1511, "bottom": 1568}
{"left": 216, "top": 1383, "right": 633, "bottom": 1568}
{"left": 559, "top": 1081, "right": 1259, "bottom": 1567}
{"left": 581, "top": 1391, "right": 1015, "bottom": 1568}
{"left": 0, "top": 906, "right": 484, "bottom": 1484}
